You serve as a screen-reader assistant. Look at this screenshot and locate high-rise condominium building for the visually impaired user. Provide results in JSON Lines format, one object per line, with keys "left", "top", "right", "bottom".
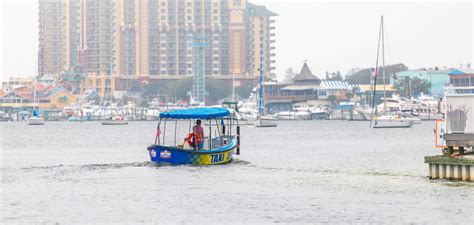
{"left": 38, "top": 0, "right": 277, "bottom": 96}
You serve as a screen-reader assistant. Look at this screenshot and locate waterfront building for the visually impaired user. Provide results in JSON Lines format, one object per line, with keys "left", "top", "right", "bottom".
{"left": 38, "top": 0, "right": 277, "bottom": 98}
{"left": 278, "top": 62, "right": 321, "bottom": 100}
{"left": 318, "top": 80, "right": 353, "bottom": 101}
{"left": 1, "top": 77, "right": 34, "bottom": 92}
{"left": 447, "top": 68, "right": 474, "bottom": 94}
{"left": 357, "top": 84, "right": 396, "bottom": 107}
{"left": 393, "top": 69, "right": 450, "bottom": 97}
{"left": 262, "top": 62, "right": 321, "bottom": 112}
{"left": 0, "top": 83, "right": 76, "bottom": 111}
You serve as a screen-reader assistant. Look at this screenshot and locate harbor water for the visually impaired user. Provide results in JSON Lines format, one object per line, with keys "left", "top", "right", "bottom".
{"left": 1, "top": 121, "right": 473, "bottom": 223}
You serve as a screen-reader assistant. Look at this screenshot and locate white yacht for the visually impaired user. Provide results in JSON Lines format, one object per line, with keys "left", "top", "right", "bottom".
{"left": 276, "top": 104, "right": 312, "bottom": 120}
{"left": 101, "top": 115, "right": 128, "bottom": 125}
{"left": 146, "top": 107, "right": 160, "bottom": 121}
{"left": 276, "top": 111, "right": 311, "bottom": 120}
{"left": 255, "top": 115, "right": 278, "bottom": 127}
{"left": 27, "top": 115, "right": 45, "bottom": 125}
{"left": 373, "top": 115, "right": 414, "bottom": 128}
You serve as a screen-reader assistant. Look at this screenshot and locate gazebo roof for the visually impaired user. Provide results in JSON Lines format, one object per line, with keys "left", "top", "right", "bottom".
{"left": 293, "top": 62, "right": 321, "bottom": 82}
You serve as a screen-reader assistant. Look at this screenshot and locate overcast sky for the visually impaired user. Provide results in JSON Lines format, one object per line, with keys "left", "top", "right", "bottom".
{"left": 1, "top": 0, "right": 473, "bottom": 82}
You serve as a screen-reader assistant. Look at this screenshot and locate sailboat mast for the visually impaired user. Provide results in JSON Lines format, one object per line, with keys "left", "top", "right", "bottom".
{"left": 258, "top": 33, "right": 264, "bottom": 115}
{"left": 381, "top": 16, "right": 387, "bottom": 111}
{"left": 370, "top": 15, "right": 383, "bottom": 127}
{"left": 33, "top": 77, "right": 36, "bottom": 111}
{"left": 259, "top": 56, "right": 263, "bottom": 115}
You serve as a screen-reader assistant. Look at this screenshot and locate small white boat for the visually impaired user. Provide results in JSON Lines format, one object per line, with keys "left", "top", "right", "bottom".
{"left": 28, "top": 116, "right": 45, "bottom": 125}
{"left": 276, "top": 111, "right": 311, "bottom": 120}
{"left": 403, "top": 116, "right": 422, "bottom": 124}
{"left": 146, "top": 106, "right": 160, "bottom": 121}
{"left": 309, "top": 106, "right": 330, "bottom": 120}
{"left": 255, "top": 116, "right": 278, "bottom": 127}
{"left": 373, "top": 115, "right": 414, "bottom": 128}
{"left": 101, "top": 115, "right": 128, "bottom": 125}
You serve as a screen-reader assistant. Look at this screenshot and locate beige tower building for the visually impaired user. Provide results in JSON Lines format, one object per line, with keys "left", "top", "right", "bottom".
{"left": 38, "top": 0, "right": 277, "bottom": 97}
{"left": 38, "top": 0, "right": 80, "bottom": 76}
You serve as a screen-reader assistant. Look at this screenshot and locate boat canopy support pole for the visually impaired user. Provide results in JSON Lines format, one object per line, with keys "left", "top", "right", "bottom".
{"left": 163, "top": 119, "right": 167, "bottom": 146}
{"left": 229, "top": 115, "right": 232, "bottom": 136}
{"left": 174, "top": 120, "right": 178, "bottom": 146}
{"left": 209, "top": 119, "right": 212, "bottom": 150}
{"left": 235, "top": 111, "right": 240, "bottom": 155}
{"left": 215, "top": 118, "right": 222, "bottom": 137}
{"left": 236, "top": 125, "right": 240, "bottom": 155}
{"left": 221, "top": 118, "right": 226, "bottom": 135}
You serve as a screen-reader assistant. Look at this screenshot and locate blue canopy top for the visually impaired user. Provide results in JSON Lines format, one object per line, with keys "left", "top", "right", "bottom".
{"left": 159, "top": 107, "right": 230, "bottom": 119}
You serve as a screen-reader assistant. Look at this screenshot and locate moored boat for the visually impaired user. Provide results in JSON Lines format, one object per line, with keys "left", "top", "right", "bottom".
{"left": 255, "top": 115, "right": 278, "bottom": 127}
{"left": 27, "top": 109, "right": 45, "bottom": 125}
{"left": 147, "top": 107, "right": 240, "bottom": 165}
{"left": 27, "top": 116, "right": 45, "bottom": 125}
{"left": 370, "top": 16, "right": 413, "bottom": 129}
{"left": 373, "top": 115, "right": 414, "bottom": 128}
{"left": 101, "top": 115, "right": 128, "bottom": 125}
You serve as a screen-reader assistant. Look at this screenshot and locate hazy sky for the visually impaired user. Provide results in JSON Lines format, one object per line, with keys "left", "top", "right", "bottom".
{"left": 1, "top": 0, "right": 473, "bottom": 82}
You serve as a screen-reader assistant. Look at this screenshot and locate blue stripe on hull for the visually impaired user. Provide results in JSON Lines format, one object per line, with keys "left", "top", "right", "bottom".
{"left": 147, "top": 139, "right": 237, "bottom": 165}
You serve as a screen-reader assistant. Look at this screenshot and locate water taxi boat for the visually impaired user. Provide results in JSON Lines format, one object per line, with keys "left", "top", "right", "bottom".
{"left": 147, "top": 107, "right": 240, "bottom": 165}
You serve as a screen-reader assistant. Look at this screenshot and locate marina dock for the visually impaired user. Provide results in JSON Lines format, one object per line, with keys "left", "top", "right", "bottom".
{"left": 425, "top": 155, "right": 474, "bottom": 181}
{"left": 425, "top": 133, "right": 474, "bottom": 181}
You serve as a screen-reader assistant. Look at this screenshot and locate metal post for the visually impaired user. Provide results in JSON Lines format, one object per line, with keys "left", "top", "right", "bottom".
{"left": 209, "top": 119, "right": 212, "bottom": 150}
{"left": 174, "top": 120, "right": 178, "bottom": 146}
{"left": 163, "top": 119, "right": 167, "bottom": 146}
{"left": 236, "top": 125, "right": 240, "bottom": 155}
{"left": 215, "top": 118, "right": 222, "bottom": 137}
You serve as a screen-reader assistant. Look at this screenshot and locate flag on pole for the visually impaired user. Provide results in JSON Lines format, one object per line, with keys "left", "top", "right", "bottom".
{"left": 371, "top": 67, "right": 379, "bottom": 77}
{"left": 156, "top": 127, "right": 161, "bottom": 137}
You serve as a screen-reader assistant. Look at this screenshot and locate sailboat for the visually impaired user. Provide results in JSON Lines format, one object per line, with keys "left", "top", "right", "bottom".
{"left": 371, "top": 16, "right": 413, "bottom": 128}
{"left": 255, "top": 51, "right": 277, "bottom": 127}
{"left": 28, "top": 78, "right": 45, "bottom": 125}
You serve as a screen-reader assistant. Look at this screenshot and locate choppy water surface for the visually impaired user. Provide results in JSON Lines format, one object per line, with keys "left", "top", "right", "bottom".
{"left": 1, "top": 121, "right": 473, "bottom": 224}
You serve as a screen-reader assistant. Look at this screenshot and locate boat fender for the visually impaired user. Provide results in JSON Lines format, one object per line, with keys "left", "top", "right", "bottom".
{"left": 187, "top": 132, "right": 202, "bottom": 147}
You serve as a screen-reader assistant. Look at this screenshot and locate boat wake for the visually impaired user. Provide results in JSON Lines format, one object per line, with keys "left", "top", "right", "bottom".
{"left": 9, "top": 161, "right": 159, "bottom": 172}
{"left": 9, "top": 159, "right": 252, "bottom": 172}
{"left": 244, "top": 164, "right": 425, "bottom": 180}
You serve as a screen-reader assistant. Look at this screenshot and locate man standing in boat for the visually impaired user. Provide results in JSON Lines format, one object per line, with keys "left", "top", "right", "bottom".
{"left": 192, "top": 120, "right": 204, "bottom": 150}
